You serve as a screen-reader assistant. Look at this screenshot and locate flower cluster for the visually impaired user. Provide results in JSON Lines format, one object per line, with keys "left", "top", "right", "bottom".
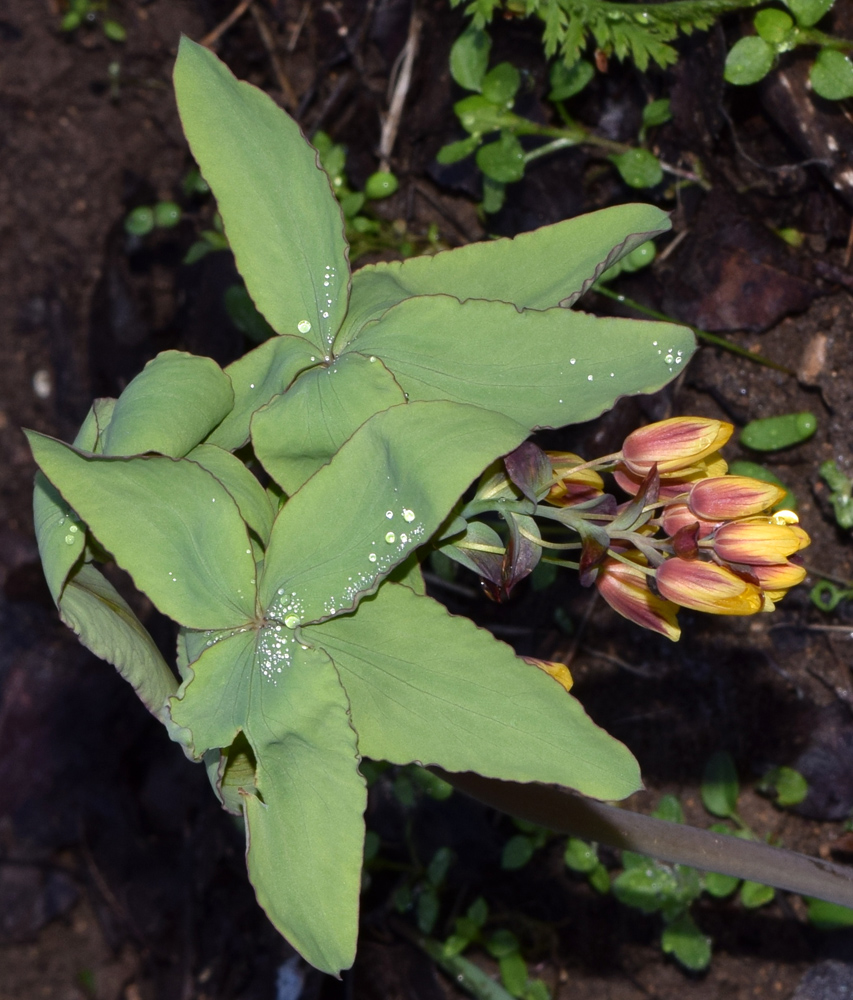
{"left": 545, "top": 417, "right": 810, "bottom": 642}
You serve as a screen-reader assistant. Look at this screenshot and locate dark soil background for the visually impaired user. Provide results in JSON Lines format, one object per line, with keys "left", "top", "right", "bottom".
{"left": 5, "top": 1, "right": 853, "bottom": 998}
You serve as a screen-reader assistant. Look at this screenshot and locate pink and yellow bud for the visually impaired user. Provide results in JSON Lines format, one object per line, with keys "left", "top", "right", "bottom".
{"left": 614, "top": 453, "right": 729, "bottom": 498}
{"left": 712, "top": 518, "right": 810, "bottom": 566}
{"left": 688, "top": 476, "right": 787, "bottom": 521}
{"left": 749, "top": 561, "right": 807, "bottom": 602}
{"left": 546, "top": 452, "right": 604, "bottom": 506}
{"left": 660, "top": 502, "right": 721, "bottom": 540}
{"left": 655, "top": 558, "right": 764, "bottom": 616}
{"left": 621, "top": 417, "right": 734, "bottom": 476}
{"left": 596, "top": 557, "right": 681, "bottom": 641}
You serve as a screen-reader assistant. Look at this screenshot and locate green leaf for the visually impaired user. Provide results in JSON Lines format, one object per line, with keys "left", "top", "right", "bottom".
{"left": 484, "top": 929, "right": 517, "bottom": 960}
{"left": 173, "top": 38, "right": 349, "bottom": 351}
{"left": 454, "top": 95, "right": 529, "bottom": 135}
{"left": 251, "top": 353, "right": 406, "bottom": 494}
{"left": 739, "top": 880, "right": 775, "bottom": 908}
{"left": 701, "top": 752, "right": 739, "bottom": 819}
{"left": 26, "top": 433, "right": 256, "bottom": 629}
{"left": 725, "top": 36, "right": 775, "bottom": 86}
{"left": 612, "top": 862, "right": 679, "bottom": 914}
{"left": 564, "top": 837, "right": 599, "bottom": 873}
{"left": 418, "top": 886, "right": 441, "bottom": 933}
{"left": 481, "top": 62, "right": 521, "bottom": 106}
{"left": 259, "top": 401, "right": 528, "bottom": 625}
{"left": 341, "top": 204, "right": 672, "bottom": 341}
{"left": 468, "top": 897, "right": 489, "bottom": 927}
{"left": 703, "top": 870, "right": 741, "bottom": 898}
{"left": 757, "top": 765, "right": 808, "bottom": 807}
{"left": 345, "top": 295, "right": 694, "bottom": 431}
{"left": 99, "top": 351, "right": 234, "bottom": 458}
{"left": 754, "top": 8, "right": 794, "bottom": 44}
{"left": 652, "top": 794, "right": 684, "bottom": 824}
{"left": 33, "top": 472, "right": 86, "bottom": 602}
{"left": 477, "top": 132, "right": 526, "bottom": 183}
{"left": 172, "top": 636, "right": 365, "bottom": 974}
{"left": 450, "top": 24, "right": 492, "bottom": 91}
{"left": 482, "top": 177, "right": 506, "bottom": 214}
{"left": 610, "top": 149, "right": 663, "bottom": 189}
{"left": 811, "top": 48, "right": 853, "bottom": 100}
{"left": 661, "top": 912, "right": 711, "bottom": 971}
{"left": 102, "top": 18, "right": 127, "bottom": 42}
{"left": 499, "top": 951, "right": 529, "bottom": 997}
{"left": 204, "top": 334, "right": 319, "bottom": 451}
{"left": 306, "top": 584, "right": 641, "bottom": 801}
{"left": 784, "top": 0, "right": 834, "bottom": 27}
{"left": 588, "top": 862, "right": 611, "bottom": 894}
{"left": 186, "top": 444, "right": 275, "bottom": 546}
{"left": 502, "top": 834, "right": 535, "bottom": 870}
{"left": 806, "top": 897, "right": 853, "bottom": 929}
{"left": 59, "top": 562, "right": 177, "bottom": 722}
{"left": 436, "top": 136, "right": 481, "bottom": 164}
{"left": 641, "top": 98, "right": 672, "bottom": 129}
{"left": 548, "top": 59, "right": 594, "bottom": 101}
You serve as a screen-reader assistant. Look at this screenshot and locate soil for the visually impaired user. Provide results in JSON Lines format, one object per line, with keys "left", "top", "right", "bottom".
{"left": 4, "top": 2, "right": 853, "bottom": 999}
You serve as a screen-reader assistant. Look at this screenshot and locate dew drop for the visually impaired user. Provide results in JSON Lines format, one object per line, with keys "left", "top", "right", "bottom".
{"left": 250, "top": 383, "right": 255, "bottom": 389}
{"left": 385, "top": 510, "right": 393, "bottom": 519}
{"left": 69, "top": 524, "right": 78, "bottom": 534}
{"left": 570, "top": 358, "right": 576, "bottom": 365}
{"left": 402, "top": 508, "right": 415, "bottom": 522}
{"left": 297, "top": 320, "right": 312, "bottom": 334}
{"left": 587, "top": 375, "right": 594, "bottom": 381}
{"left": 400, "top": 533, "right": 408, "bottom": 543}
{"left": 284, "top": 614, "right": 299, "bottom": 629}
{"left": 665, "top": 354, "right": 674, "bottom": 364}
{"left": 369, "top": 356, "right": 377, "bottom": 362}
{"left": 64, "top": 534, "right": 75, "bottom": 545}
{"left": 368, "top": 553, "right": 377, "bottom": 563}
{"left": 385, "top": 532, "right": 396, "bottom": 544}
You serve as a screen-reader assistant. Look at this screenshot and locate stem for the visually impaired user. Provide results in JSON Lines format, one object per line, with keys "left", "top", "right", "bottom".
{"left": 796, "top": 26, "right": 853, "bottom": 51}
{"left": 436, "top": 771, "right": 853, "bottom": 910}
{"left": 595, "top": 286, "right": 794, "bottom": 375}
{"left": 541, "top": 556, "right": 581, "bottom": 569}
{"left": 517, "top": 525, "right": 582, "bottom": 550}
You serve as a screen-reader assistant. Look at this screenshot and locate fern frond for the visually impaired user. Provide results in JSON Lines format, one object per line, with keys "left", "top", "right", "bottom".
{"left": 452, "top": 0, "right": 767, "bottom": 69}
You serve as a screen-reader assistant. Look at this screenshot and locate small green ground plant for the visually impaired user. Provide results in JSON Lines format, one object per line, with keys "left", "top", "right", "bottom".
{"left": 440, "top": 29, "right": 675, "bottom": 212}
{"left": 451, "top": 0, "right": 853, "bottom": 100}
{"left": 59, "top": 0, "right": 126, "bottom": 42}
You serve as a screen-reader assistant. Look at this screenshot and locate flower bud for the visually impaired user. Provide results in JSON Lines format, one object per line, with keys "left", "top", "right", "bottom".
{"left": 688, "top": 476, "right": 786, "bottom": 521}
{"left": 655, "top": 558, "right": 763, "bottom": 615}
{"left": 614, "top": 454, "right": 729, "bottom": 498}
{"left": 712, "top": 518, "right": 810, "bottom": 566}
{"left": 621, "top": 417, "right": 733, "bottom": 476}
{"left": 546, "top": 452, "right": 604, "bottom": 507}
{"left": 596, "top": 557, "right": 681, "bottom": 641}
{"left": 749, "top": 561, "right": 807, "bottom": 602}
{"left": 660, "top": 502, "right": 720, "bottom": 540}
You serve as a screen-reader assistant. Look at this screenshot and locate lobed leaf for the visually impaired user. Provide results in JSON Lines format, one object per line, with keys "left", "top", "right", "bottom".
{"left": 259, "top": 401, "right": 528, "bottom": 625}
{"left": 251, "top": 354, "right": 405, "bottom": 494}
{"left": 60, "top": 563, "right": 178, "bottom": 722}
{"left": 99, "top": 351, "right": 234, "bottom": 458}
{"left": 307, "top": 583, "right": 641, "bottom": 801}
{"left": 345, "top": 296, "right": 695, "bottom": 430}
{"left": 26, "top": 432, "right": 257, "bottom": 630}
{"left": 174, "top": 38, "right": 350, "bottom": 351}
{"left": 339, "top": 204, "right": 672, "bottom": 346}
